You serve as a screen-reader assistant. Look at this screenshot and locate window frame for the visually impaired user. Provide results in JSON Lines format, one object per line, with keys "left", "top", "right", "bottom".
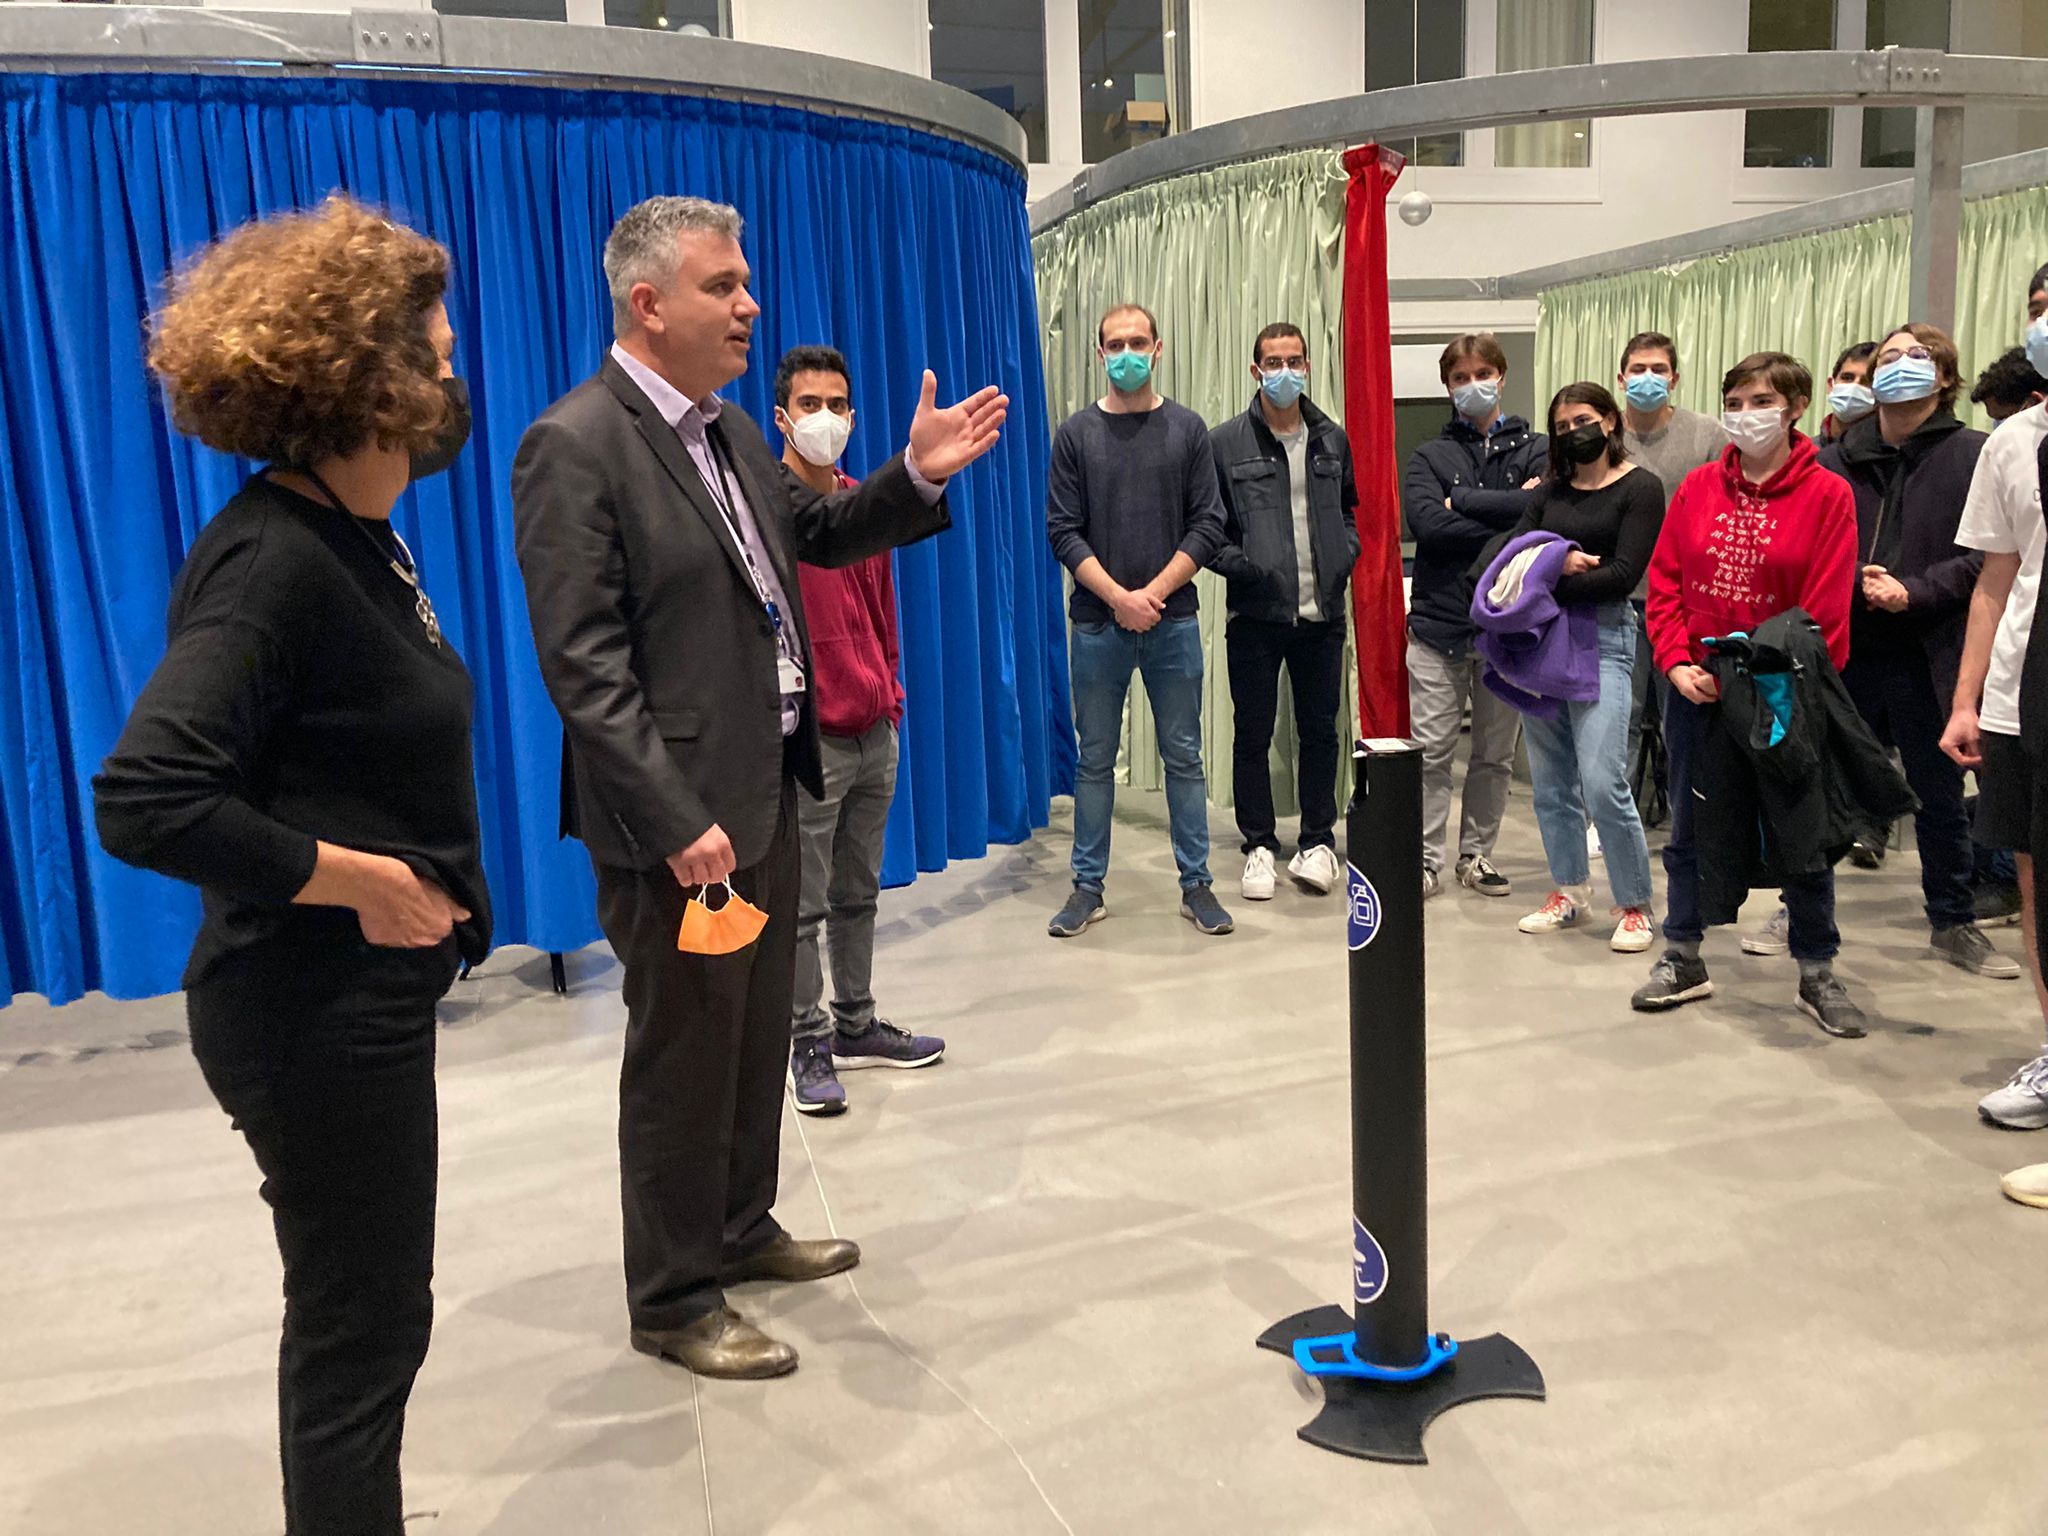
{"left": 1389, "top": 0, "right": 1603, "bottom": 204}
{"left": 926, "top": 0, "right": 1054, "bottom": 164}
{"left": 1733, "top": 0, "right": 1952, "bottom": 198}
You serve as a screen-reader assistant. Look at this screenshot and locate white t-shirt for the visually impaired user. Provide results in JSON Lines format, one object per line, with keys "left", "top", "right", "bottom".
{"left": 1956, "top": 402, "right": 2048, "bottom": 737}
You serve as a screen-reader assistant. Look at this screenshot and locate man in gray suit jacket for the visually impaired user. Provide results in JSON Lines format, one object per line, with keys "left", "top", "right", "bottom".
{"left": 512, "top": 196, "right": 1007, "bottom": 1380}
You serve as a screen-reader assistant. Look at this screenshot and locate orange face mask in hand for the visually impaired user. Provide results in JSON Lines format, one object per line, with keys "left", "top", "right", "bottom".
{"left": 676, "top": 879, "right": 770, "bottom": 956}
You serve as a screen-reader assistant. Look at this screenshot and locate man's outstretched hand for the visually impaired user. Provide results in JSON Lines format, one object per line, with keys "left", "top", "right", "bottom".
{"left": 908, "top": 370, "right": 1009, "bottom": 481}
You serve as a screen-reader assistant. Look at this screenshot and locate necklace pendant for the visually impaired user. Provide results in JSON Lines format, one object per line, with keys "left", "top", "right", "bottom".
{"left": 417, "top": 592, "right": 443, "bottom": 648}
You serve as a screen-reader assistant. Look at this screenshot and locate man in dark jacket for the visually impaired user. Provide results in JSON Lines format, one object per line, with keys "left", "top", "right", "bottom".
{"left": 1403, "top": 332, "right": 1545, "bottom": 898}
{"left": 1818, "top": 322, "right": 2018, "bottom": 980}
{"left": 512, "top": 196, "right": 1005, "bottom": 1381}
{"left": 1210, "top": 322, "right": 1359, "bottom": 902}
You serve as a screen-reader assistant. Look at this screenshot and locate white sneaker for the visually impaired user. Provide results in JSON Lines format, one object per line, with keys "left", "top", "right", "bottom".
{"left": 1288, "top": 845, "right": 1340, "bottom": 895}
{"left": 1980, "top": 1053, "right": 2048, "bottom": 1130}
{"left": 1586, "top": 824, "right": 1604, "bottom": 862}
{"left": 1241, "top": 847, "right": 1276, "bottom": 901}
{"left": 2001, "top": 1162, "right": 2048, "bottom": 1208}
{"left": 1517, "top": 888, "right": 1583, "bottom": 934}
{"left": 1610, "top": 907, "right": 1655, "bottom": 953}
{"left": 1740, "top": 905, "right": 1790, "bottom": 956}
{"left": 1422, "top": 866, "right": 1442, "bottom": 899}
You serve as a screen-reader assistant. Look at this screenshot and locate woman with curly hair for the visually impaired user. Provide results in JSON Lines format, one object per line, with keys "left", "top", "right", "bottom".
{"left": 92, "top": 195, "right": 488, "bottom": 1535}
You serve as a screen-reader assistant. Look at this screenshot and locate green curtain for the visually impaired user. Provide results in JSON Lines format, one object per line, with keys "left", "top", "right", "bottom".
{"left": 1030, "top": 149, "right": 1348, "bottom": 810}
{"left": 1535, "top": 180, "right": 2048, "bottom": 437}
{"left": 1956, "top": 183, "right": 2048, "bottom": 427}
{"left": 1534, "top": 217, "right": 1911, "bottom": 435}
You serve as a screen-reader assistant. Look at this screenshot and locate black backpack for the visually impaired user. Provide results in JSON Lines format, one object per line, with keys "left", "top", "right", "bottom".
{"left": 1631, "top": 669, "right": 1670, "bottom": 830}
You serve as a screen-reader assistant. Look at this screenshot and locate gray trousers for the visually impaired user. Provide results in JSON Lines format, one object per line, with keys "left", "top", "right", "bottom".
{"left": 792, "top": 719, "right": 898, "bottom": 1043}
{"left": 1406, "top": 633, "right": 1522, "bottom": 874}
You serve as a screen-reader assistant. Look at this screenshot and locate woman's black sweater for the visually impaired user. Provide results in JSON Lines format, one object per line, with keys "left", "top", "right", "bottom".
{"left": 94, "top": 476, "right": 491, "bottom": 988}
{"left": 1508, "top": 464, "right": 1667, "bottom": 606}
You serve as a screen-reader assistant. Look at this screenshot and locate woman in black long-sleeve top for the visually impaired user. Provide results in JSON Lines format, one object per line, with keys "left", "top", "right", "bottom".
{"left": 92, "top": 196, "right": 489, "bottom": 1536}
{"left": 1505, "top": 381, "right": 1666, "bottom": 952}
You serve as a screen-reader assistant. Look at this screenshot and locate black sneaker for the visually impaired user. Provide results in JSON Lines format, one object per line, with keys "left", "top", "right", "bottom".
{"left": 788, "top": 1037, "right": 847, "bottom": 1115}
{"left": 1972, "top": 882, "right": 2023, "bottom": 928}
{"left": 1631, "top": 950, "right": 1713, "bottom": 1012}
{"left": 1048, "top": 888, "right": 1106, "bottom": 938}
{"left": 833, "top": 1019, "right": 945, "bottom": 1070}
{"left": 1455, "top": 854, "right": 1512, "bottom": 898}
{"left": 1180, "top": 884, "right": 1234, "bottom": 935}
{"left": 1848, "top": 838, "right": 1886, "bottom": 869}
{"left": 1796, "top": 970, "right": 1867, "bottom": 1038}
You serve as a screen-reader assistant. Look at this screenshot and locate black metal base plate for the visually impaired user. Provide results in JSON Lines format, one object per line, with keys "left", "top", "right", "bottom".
{"left": 1257, "top": 1305, "right": 1545, "bottom": 1464}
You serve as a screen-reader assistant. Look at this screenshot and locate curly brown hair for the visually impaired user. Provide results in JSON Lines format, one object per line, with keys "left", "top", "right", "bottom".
{"left": 148, "top": 195, "right": 451, "bottom": 467}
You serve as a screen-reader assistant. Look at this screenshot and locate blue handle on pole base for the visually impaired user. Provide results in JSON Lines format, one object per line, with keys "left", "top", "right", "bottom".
{"left": 1292, "top": 1329, "right": 1459, "bottom": 1382}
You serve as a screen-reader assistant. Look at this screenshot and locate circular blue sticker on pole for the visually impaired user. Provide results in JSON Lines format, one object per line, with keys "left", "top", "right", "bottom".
{"left": 1353, "top": 1217, "right": 1388, "bottom": 1306}
{"left": 1347, "top": 863, "right": 1381, "bottom": 951}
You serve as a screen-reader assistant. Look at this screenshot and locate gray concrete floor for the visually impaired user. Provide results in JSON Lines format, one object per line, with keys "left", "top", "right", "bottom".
{"left": 4, "top": 784, "right": 2048, "bottom": 1536}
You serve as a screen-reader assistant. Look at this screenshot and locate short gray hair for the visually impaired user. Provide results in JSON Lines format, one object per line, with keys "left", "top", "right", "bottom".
{"left": 603, "top": 196, "right": 744, "bottom": 339}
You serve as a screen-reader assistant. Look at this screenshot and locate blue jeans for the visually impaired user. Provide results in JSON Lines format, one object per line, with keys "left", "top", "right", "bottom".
{"left": 1069, "top": 616, "right": 1212, "bottom": 893}
{"left": 1661, "top": 690, "right": 1838, "bottom": 960}
{"left": 1521, "top": 605, "right": 1655, "bottom": 910}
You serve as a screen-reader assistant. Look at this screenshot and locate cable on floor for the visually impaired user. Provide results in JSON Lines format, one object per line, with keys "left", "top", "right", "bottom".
{"left": 689, "top": 1371, "right": 716, "bottom": 1535}
{"left": 792, "top": 1109, "right": 1077, "bottom": 1536}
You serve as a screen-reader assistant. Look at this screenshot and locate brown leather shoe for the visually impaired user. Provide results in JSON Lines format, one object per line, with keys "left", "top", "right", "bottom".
{"left": 723, "top": 1232, "right": 861, "bottom": 1285}
{"left": 630, "top": 1308, "right": 798, "bottom": 1380}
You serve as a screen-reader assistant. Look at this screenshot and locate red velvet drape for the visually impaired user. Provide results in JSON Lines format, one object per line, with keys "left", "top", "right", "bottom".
{"left": 1341, "top": 143, "right": 1410, "bottom": 738}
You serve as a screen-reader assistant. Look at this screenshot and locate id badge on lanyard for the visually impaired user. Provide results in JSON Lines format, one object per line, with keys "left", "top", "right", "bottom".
{"left": 705, "top": 432, "right": 806, "bottom": 696}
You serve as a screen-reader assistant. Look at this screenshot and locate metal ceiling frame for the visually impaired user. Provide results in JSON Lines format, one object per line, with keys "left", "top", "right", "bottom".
{"left": 0, "top": 3, "right": 1030, "bottom": 171}
{"left": 1027, "top": 48, "right": 2048, "bottom": 329}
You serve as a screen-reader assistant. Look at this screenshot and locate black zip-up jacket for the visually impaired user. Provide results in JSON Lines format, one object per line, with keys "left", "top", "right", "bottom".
{"left": 1816, "top": 409, "right": 1985, "bottom": 705}
{"left": 1208, "top": 393, "right": 1360, "bottom": 624}
{"left": 1404, "top": 411, "right": 1545, "bottom": 654}
{"left": 1695, "top": 607, "right": 1917, "bottom": 925}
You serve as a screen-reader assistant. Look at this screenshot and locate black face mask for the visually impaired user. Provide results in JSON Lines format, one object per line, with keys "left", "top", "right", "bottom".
{"left": 410, "top": 377, "right": 472, "bottom": 481}
{"left": 1558, "top": 420, "right": 1610, "bottom": 466}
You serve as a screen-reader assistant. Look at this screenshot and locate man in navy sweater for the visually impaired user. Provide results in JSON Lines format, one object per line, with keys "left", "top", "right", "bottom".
{"left": 1045, "top": 302, "right": 1232, "bottom": 939}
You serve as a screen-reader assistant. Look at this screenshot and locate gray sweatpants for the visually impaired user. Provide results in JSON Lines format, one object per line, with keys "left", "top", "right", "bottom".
{"left": 791, "top": 720, "right": 898, "bottom": 1043}
{"left": 1406, "top": 634, "right": 1521, "bottom": 875}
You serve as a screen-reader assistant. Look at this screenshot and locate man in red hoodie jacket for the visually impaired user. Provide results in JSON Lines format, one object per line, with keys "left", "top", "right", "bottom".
{"left": 1638, "top": 351, "right": 1865, "bottom": 1036}
{"left": 774, "top": 347, "right": 945, "bottom": 1115}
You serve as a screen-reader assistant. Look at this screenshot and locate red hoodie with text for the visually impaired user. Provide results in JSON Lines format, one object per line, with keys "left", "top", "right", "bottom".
{"left": 797, "top": 469, "right": 904, "bottom": 739}
{"left": 1647, "top": 433, "right": 1856, "bottom": 676}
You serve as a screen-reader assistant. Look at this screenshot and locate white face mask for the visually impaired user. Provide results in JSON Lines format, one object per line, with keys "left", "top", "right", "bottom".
{"left": 784, "top": 406, "right": 853, "bottom": 468}
{"left": 1723, "top": 407, "right": 1789, "bottom": 460}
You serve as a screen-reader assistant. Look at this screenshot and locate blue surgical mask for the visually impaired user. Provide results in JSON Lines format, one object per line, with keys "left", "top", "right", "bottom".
{"left": 1623, "top": 373, "right": 1670, "bottom": 412}
{"left": 1260, "top": 368, "right": 1306, "bottom": 409}
{"left": 1828, "top": 382, "right": 1876, "bottom": 423}
{"left": 2026, "top": 314, "right": 2048, "bottom": 380}
{"left": 1105, "top": 350, "right": 1154, "bottom": 393}
{"left": 1872, "top": 355, "right": 1939, "bottom": 405}
{"left": 1451, "top": 378, "right": 1501, "bottom": 420}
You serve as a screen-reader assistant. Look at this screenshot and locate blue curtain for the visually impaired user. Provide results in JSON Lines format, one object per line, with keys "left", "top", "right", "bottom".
{"left": 0, "top": 71, "right": 1070, "bottom": 1006}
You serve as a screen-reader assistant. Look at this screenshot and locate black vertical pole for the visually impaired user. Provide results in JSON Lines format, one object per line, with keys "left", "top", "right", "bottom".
{"left": 1346, "top": 740, "right": 1428, "bottom": 1368}
{"left": 1258, "top": 737, "right": 1545, "bottom": 1461}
